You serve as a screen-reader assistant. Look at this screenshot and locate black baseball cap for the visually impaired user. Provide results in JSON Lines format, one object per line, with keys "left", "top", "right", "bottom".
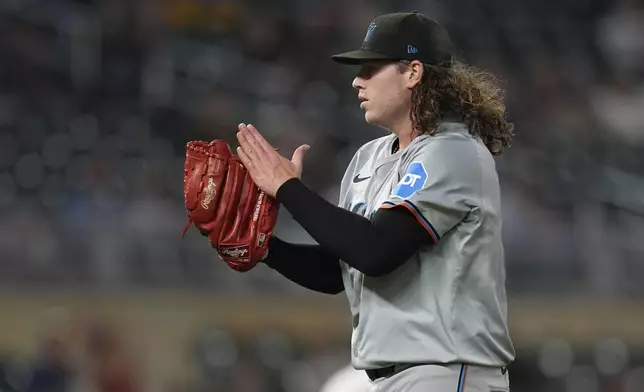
{"left": 331, "top": 11, "right": 454, "bottom": 67}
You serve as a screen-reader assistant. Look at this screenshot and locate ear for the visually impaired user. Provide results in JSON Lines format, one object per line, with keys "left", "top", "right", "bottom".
{"left": 405, "top": 60, "right": 424, "bottom": 89}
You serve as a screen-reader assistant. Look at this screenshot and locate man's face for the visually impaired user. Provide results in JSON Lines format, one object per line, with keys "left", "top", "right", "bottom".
{"left": 352, "top": 60, "right": 413, "bottom": 129}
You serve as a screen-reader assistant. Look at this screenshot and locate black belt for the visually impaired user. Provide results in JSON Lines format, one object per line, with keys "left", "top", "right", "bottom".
{"left": 365, "top": 364, "right": 508, "bottom": 382}
{"left": 365, "top": 364, "right": 418, "bottom": 381}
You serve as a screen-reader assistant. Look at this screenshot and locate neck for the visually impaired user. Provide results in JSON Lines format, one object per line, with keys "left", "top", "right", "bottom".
{"left": 390, "top": 115, "right": 416, "bottom": 149}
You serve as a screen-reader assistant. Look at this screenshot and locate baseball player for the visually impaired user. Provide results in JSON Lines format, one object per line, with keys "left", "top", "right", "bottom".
{"left": 235, "top": 11, "right": 515, "bottom": 392}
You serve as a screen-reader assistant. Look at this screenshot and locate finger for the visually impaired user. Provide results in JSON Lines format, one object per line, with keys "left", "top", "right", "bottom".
{"left": 237, "top": 131, "right": 262, "bottom": 164}
{"left": 238, "top": 124, "right": 269, "bottom": 161}
{"left": 237, "top": 128, "right": 259, "bottom": 156}
{"left": 291, "top": 144, "right": 310, "bottom": 170}
{"left": 236, "top": 146, "right": 255, "bottom": 171}
{"left": 245, "top": 124, "right": 276, "bottom": 155}
{"left": 238, "top": 123, "right": 262, "bottom": 151}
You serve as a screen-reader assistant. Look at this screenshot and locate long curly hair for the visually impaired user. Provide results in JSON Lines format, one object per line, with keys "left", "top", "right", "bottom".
{"left": 398, "top": 60, "right": 515, "bottom": 155}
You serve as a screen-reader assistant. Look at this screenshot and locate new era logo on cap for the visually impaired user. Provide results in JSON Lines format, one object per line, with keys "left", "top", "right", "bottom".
{"left": 407, "top": 45, "right": 418, "bottom": 54}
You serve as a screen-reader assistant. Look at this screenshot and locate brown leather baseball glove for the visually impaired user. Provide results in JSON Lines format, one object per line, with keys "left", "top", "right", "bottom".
{"left": 181, "top": 140, "right": 279, "bottom": 272}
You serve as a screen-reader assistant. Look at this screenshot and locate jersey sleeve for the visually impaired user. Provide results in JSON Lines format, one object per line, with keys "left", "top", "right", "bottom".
{"left": 381, "top": 138, "right": 479, "bottom": 243}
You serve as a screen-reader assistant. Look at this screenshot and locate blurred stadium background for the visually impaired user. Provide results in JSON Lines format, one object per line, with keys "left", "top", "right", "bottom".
{"left": 0, "top": 0, "right": 643, "bottom": 391}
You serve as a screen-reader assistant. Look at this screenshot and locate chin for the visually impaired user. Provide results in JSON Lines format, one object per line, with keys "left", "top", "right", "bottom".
{"left": 364, "top": 110, "right": 381, "bottom": 125}
{"left": 364, "top": 112, "right": 391, "bottom": 132}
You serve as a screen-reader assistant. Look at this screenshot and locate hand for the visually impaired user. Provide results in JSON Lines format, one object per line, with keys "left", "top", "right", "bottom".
{"left": 236, "top": 123, "right": 310, "bottom": 198}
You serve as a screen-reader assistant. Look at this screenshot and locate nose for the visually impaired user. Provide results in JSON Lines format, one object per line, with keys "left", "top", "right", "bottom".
{"left": 352, "top": 76, "right": 365, "bottom": 91}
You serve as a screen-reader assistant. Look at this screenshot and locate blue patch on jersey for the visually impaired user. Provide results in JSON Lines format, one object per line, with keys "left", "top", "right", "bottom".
{"left": 393, "top": 161, "right": 427, "bottom": 198}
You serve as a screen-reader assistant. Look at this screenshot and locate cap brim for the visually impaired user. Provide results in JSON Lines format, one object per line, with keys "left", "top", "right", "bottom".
{"left": 330, "top": 49, "right": 396, "bottom": 65}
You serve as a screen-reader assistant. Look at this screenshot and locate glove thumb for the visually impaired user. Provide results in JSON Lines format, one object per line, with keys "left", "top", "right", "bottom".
{"left": 291, "top": 144, "right": 310, "bottom": 176}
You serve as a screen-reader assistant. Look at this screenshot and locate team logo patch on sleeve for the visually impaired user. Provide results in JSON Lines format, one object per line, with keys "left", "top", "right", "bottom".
{"left": 393, "top": 161, "right": 427, "bottom": 198}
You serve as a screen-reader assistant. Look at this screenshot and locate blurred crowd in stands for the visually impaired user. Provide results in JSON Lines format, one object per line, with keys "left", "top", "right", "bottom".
{"left": 2, "top": 0, "right": 641, "bottom": 297}
{"left": 0, "top": 309, "right": 643, "bottom": 392}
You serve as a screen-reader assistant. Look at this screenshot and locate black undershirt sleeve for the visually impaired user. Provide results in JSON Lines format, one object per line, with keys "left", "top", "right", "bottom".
{"left": 263, "top": 237, "right": 344, "bottom": 295}
{"left": 273, "top": 178, "right": 432, "bottom": 277}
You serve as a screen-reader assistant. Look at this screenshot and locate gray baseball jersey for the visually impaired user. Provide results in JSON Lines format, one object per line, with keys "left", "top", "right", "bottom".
{"left": 337, "top": 122, "right": 515, "bottom": 370}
